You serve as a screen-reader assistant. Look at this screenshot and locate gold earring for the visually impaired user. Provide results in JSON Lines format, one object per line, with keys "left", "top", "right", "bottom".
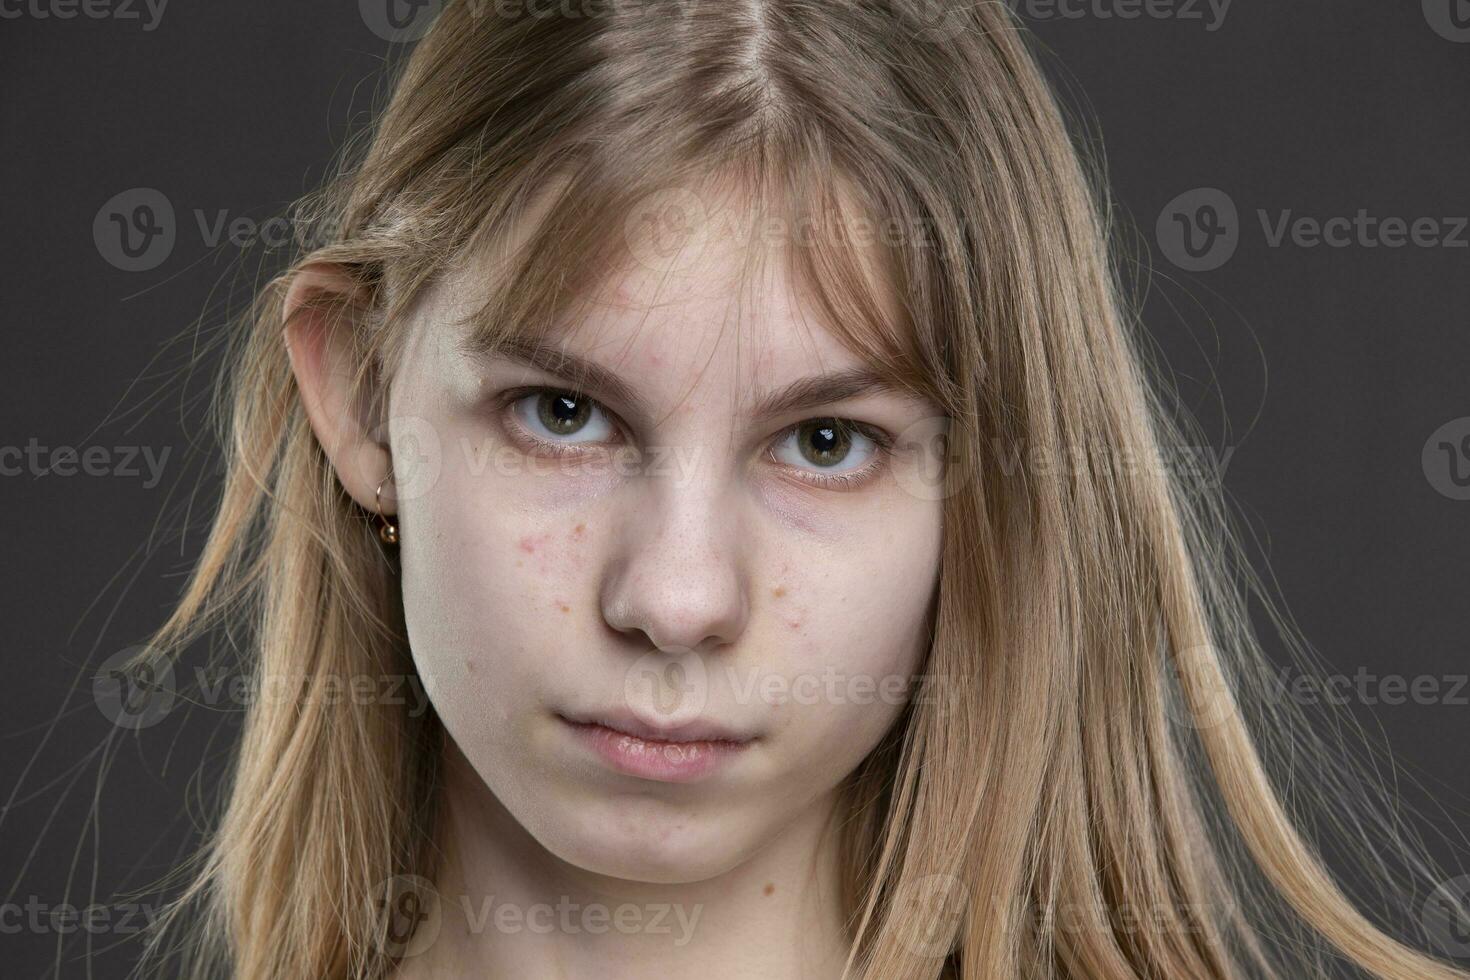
{"left": 375, "top": 478, "right": 399, "bottom": 545}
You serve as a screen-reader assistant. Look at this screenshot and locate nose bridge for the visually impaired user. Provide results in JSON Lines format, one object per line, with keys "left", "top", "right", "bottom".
{"left": 600, "top": 454, "right": 750, "bottom": 655}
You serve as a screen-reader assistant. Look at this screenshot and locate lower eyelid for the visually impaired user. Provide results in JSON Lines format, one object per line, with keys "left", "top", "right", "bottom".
{"left": 783, "top": 467, "right": 883, "bottom": 494}
{"left": 770, "top": 442, "right": 890, "bottom": 491}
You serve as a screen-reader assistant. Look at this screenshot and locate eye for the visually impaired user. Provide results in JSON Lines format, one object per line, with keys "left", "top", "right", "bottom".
{"left": 509, "top": 388, "right": 617, "bottom": 447}
{"left": 770, "top": 418, "right": 890, "bottom": 489}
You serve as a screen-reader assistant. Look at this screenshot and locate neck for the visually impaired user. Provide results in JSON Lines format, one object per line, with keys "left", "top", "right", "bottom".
{"left": 392, "top": 741, "right": 854, "bottom": 980}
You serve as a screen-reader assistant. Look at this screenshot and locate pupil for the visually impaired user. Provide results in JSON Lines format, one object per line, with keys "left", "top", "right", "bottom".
{"left": 540, "top": 392, "right": 589, "bottom": 434}
{"left": 802, "top": 420, "right": 850, "bottom": 466}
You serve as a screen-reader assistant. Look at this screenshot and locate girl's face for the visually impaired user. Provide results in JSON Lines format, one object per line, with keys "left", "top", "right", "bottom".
{"left": 387, "top": 211, "right": 944, "bottom": 883}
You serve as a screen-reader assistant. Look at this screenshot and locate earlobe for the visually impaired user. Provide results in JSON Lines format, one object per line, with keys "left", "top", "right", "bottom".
{"left": 281, "top": 262, "right": 392, "bottom": 516}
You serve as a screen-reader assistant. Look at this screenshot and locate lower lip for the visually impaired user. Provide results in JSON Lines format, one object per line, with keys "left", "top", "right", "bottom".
{"left": 559, "top": 717, "right": 752, "bottom": 783}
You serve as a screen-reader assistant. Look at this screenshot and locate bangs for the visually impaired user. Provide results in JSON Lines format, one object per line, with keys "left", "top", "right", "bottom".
{"left": 432, "top": 136, "right": 955, "bottom": 414}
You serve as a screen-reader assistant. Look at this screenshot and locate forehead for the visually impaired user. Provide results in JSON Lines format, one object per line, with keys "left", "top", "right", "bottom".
{"left": 424, "top": 185, "right": 901, "bottom": 394}
{"left": 564, "top": 245, "right": 860, "bottom": 389}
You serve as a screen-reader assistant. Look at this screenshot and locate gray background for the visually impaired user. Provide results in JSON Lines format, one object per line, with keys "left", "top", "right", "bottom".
{"left": 2, "top": 2, "right": 1467, "bottom": 976}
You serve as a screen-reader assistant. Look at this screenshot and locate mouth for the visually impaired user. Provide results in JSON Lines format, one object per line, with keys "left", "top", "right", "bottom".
{"left": 555, "top": 710, "right": 757, "bottom": 783}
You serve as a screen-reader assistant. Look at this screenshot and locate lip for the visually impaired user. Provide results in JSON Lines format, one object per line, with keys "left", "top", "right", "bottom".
{"left": 556, "top": 710, "right": 756, "bottom": 784}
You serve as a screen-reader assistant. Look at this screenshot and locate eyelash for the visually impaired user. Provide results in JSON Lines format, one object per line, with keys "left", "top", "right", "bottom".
{"left": 498, "top": 386, "right": 895, "bottom": 490}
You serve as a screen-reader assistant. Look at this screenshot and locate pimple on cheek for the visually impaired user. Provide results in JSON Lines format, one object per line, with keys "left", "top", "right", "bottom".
{"left": 514, "top": 523, "right": 585, "bottom": 575}
{"left": 769, "top": 583, "right": 803, "bottom": 631}
{"left": 517, "top": 532, "right": 552, "bottom": 555}
{"left": 516, "top": 521, "right": 594, "bottom": 610}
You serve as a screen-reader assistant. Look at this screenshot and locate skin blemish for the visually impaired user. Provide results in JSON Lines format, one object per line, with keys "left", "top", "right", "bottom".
{"left": 572, "top": 523, "right": 585, "bottom": 538}
{"left": 557, "top": 601, "right": 571, "bottom": 614}
{"left": 763, "top": 883, "right": 775, "bottom": 896}
{"left": 772, "top": 585, "right": 787, "bottom": 598}
{"left": 788, "top": 620, "right": 802, "bottom": 631}
{"left": 466, "top": 658, "right": 478, "bottom": 673}
{"left": 517, "top": 532, "right": 555, "bottom": 563}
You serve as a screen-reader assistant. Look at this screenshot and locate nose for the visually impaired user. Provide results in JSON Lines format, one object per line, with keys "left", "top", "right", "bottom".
{"left": 600, "top": 470, "right": 750, "bottom": 655}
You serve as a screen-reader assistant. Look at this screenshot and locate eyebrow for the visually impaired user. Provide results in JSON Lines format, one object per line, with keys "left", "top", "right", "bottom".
{"left": 463, "top": 334, "right": 911, "bottom": 425}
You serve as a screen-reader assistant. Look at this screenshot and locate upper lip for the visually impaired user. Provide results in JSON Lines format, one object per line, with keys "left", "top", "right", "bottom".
{"left": 558, "top": 708, "right": 756, "bottom": 744}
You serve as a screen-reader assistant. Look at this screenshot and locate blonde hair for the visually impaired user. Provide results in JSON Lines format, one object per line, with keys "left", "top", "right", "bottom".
{"left": 133, "top": 1, "right": 1468, "bottom": 977}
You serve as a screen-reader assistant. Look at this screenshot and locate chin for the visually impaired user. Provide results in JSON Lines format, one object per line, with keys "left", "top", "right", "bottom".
{"left": 529, "top": 792, "right": 754, "bottom": 884}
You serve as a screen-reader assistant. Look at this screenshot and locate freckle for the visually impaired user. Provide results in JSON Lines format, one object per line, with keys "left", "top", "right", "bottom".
{"left": 558, "top": 602, "right": 571, "bottom": 613}
{"left": 772, "top": 585, "right": 786, "bottom": 598}
{"left": 763, "top": 883, "right": 775, "bottom": 896}
{"left": 573, "top": 523, "right": 585, "bottom": 537}
{"left": 515, "top": 559, "right": 524, "bottom": 568}
{"left": 466, "top": 659, "right": 478, "bottom": 673}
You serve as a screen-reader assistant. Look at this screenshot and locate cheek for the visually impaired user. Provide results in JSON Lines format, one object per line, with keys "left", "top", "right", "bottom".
{"left": 396, "top": 453, "right": 600, "bottom": 720}
{"left": 760, "top": 502, "right": 941, "bottom": 745}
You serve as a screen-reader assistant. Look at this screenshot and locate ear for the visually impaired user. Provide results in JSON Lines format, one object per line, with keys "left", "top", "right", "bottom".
{"left": 282, "top": 262, "right": 393, "bottom": 516}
